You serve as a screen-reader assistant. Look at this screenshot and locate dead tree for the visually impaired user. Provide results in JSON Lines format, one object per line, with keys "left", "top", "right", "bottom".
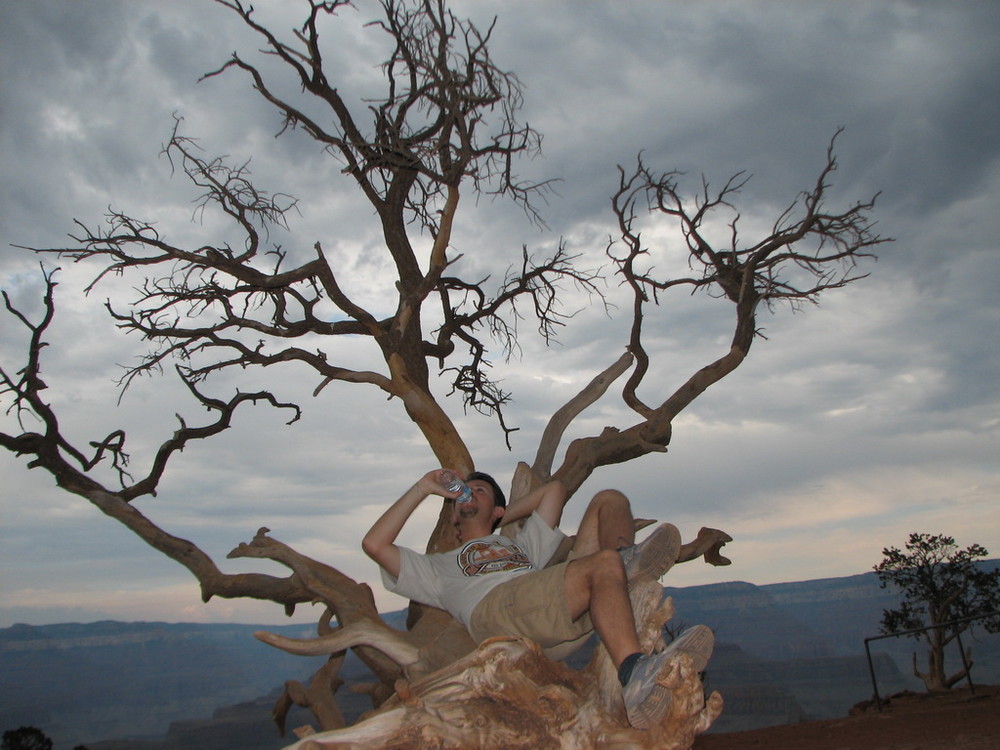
{"left": 1, "top": 0, "right": 888, "bottom": 746}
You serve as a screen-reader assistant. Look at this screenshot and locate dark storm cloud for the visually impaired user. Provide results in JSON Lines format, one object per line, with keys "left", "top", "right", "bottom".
{"left": 1, "top": 1, "right": 997, "bottom": 621}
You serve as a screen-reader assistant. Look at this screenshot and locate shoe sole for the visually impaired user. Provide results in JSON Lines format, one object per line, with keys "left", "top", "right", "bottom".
{"left": 624, "top": 625, "right": 715, "bottom": 729}
{"left": 626, "top": 523, "right": 682, "bottom": 583}
{"left": 664, "top": 624, "right": 714, "bottom": 673}
{"left": 626, "top": 683, "right": 670, "bottom": 729}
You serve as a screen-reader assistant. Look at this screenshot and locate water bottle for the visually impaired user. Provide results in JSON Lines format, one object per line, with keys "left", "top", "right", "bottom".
{"left": 441, "top": 470, "right": 473, "bottom": 504}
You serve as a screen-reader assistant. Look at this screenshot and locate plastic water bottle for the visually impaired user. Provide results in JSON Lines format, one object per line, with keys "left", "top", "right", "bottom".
{"left": 441, "top": 470, "right": 473, "bottom": 504}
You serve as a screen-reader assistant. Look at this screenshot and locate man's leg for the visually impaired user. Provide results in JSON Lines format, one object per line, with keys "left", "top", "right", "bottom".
{"left": 572, "top": 489, "right": 635, "bottom": 557}
{"left": 562, "top": 548, "right": 640, "bottom": 667}
{"left": 563, "top": 547, "right": 714, "bottom": 730}
{"left": 572, "top": 489, "right": 682, "bottom": 585}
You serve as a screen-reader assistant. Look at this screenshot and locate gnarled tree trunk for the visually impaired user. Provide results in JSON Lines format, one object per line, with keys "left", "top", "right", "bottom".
{"left": 243, "top": 523, "right": 731, "bottom": 748}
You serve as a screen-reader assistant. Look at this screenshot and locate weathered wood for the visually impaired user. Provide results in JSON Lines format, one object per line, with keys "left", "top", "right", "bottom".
{"left": 276, "top": 580, "right": 722, "bottom": 750}
{"left": 249, "top": 523, "right": 730, "bottom": 746}
{"left": 274, "top": 656, "right": 347, "bottom": 734}
{"left": 677, "top": 527, "right": 734, "bottom": 566}
{"left": 532, "top": 351, "right": 635, "bottom": 478}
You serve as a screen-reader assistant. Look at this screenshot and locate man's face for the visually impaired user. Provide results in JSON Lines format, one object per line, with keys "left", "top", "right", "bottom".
{"left": 452, "top": 478, "right": 504, "bottom": 541}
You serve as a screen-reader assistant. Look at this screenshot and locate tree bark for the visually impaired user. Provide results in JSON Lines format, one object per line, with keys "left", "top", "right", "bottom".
{"left": 271, "top": 580, "right": 722, "bottom": 750}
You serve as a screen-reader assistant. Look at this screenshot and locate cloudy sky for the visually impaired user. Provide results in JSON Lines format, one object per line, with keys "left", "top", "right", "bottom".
{"left": 1, "top": 0, "right": 998, "bottom": 629}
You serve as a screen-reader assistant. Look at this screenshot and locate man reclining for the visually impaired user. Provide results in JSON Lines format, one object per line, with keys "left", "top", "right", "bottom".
{"left": 362, "top": 468, "right": 713, "bottom": 729}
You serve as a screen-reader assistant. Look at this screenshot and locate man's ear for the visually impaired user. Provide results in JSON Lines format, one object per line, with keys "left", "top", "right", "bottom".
{"left": 493, "top": 505, "right": 506, "bottom": 524}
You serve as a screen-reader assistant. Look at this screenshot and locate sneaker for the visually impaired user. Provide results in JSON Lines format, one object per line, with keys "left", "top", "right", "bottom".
{"left": 620, "top": 523, "right": 682, "bottom": 584}
{"left": 621, "top": 625, "right": 715, "bottom": 729}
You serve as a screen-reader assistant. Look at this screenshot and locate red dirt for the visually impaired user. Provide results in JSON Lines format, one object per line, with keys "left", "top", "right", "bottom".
{"left": 692, "top": 685, "right": 1000, "bottom": 750}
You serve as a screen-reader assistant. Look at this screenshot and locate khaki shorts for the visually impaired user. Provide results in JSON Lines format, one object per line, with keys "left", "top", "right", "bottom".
{"left": 468, "top": 561, "right": 594, "bottom": 660}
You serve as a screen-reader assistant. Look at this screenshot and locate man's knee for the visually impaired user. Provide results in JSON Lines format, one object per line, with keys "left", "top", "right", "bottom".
{"left": 569, "top": 548, "right": 624, "bottom": 581}
{"left": 589, "top": 548, "right": 627, "bottom": 586}
{"left": 588, "top": 488, "right": 631, "bottom": 516}
{"left": 565, "top": 549, "right": 629, "bottom": 619}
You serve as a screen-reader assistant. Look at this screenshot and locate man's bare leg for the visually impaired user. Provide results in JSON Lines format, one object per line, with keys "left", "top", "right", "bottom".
{"left": 564, "top": 493, "right": 711, "bottom": 731}
{"left": 572, "top": 489, "right": 636, "bottom": 558}
{"left": 573, "top": 489, "right": 681, "bottom": 584}
{"left": 562, "top": 548, "right": 640, "bottom": 667}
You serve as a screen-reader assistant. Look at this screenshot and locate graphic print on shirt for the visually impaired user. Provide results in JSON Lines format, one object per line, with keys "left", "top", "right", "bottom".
{"left": 458, "top": 538, "right": 534, "bottom": 576}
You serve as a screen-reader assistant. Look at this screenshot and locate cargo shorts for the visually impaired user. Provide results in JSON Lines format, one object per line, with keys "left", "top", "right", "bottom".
{"left": 468, "top": 560, "right": 594, "bottom": 660}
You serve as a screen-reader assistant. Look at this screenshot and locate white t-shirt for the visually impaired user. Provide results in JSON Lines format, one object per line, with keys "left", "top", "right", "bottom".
{"left": 380, "top": 512, "right": 567, "bottom": 628}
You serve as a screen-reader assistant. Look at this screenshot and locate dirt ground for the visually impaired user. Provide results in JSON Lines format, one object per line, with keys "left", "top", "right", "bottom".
{"left": 692, "top": 684, "right": 1000, "bottom": 750}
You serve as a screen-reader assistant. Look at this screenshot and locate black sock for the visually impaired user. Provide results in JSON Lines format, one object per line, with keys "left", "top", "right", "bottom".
{"left": 618, "top": 651, "right": 643, "bottom": 685}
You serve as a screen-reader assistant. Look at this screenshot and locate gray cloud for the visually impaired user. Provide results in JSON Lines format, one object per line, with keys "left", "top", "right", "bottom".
{"left": 1, "top": 0, "right": 998, "bottom": 625}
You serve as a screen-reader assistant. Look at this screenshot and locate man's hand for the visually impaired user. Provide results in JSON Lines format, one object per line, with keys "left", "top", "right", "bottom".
{"left": 362, "top": 469, "right": 460, "bottom": 578}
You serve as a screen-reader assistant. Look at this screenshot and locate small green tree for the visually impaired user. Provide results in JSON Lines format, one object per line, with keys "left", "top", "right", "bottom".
{"left": 874, "top": 533, "right": 1000, "bottom": 691}
{"left": 1, "top": 727, "right": 53, "bottom": 750}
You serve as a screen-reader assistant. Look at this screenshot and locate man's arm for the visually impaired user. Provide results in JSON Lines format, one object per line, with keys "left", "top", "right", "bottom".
{"left": 362, "top": 470, "right": 453, "bottom": 579}
{"left": 501, "top": 479, "right": 568, "bottom": 530}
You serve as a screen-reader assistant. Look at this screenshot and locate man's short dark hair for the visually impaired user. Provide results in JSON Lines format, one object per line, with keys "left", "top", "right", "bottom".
{"left": 467, "top": 471, "right": 506, "bottom": 509}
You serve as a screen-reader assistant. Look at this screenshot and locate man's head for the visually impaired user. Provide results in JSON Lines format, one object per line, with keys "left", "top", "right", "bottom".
{"left": 466, "top": 471, "right": 506, "bottom": 510}
{"left": 454, "top": 471, "right": 507, "bottom": 536}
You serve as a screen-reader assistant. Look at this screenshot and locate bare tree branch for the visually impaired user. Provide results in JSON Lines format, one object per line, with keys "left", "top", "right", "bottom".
{"left": 1, "top": 270, "right": 312, "bottom": 610}
{"left": 546, "top": 131, "right": 888, "bottom": 496}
